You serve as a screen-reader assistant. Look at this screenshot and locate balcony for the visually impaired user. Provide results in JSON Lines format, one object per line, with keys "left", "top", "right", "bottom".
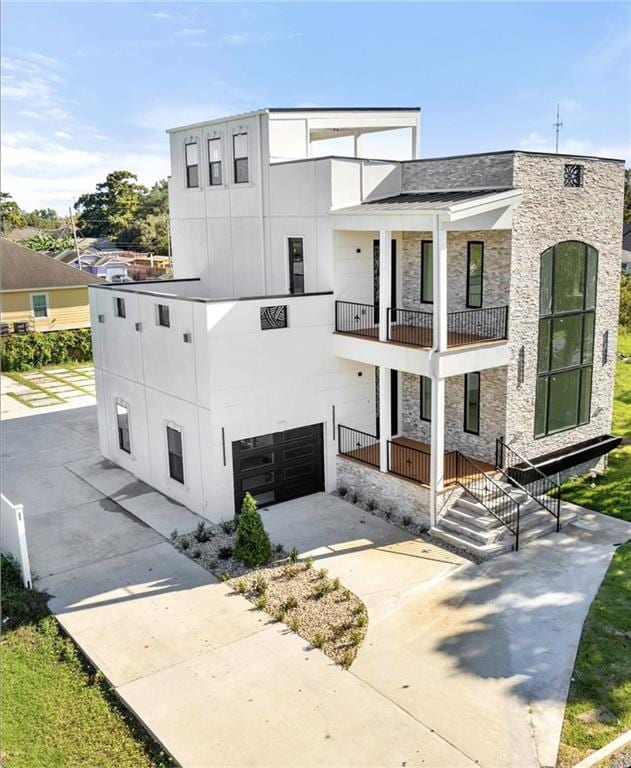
{"left": 338, "top": 425, "right": 495, "bottom": 487}
{"left": 334, "top": 301, "right": 508, "bottom": 348}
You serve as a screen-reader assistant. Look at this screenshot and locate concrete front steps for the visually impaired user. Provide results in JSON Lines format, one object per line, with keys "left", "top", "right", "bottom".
{"left": 431, "top": 484, "right": 577, "bottom": 560}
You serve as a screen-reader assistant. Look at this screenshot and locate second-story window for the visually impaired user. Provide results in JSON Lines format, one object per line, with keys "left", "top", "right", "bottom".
{"left": 233, "top": 132, "right": 249, "bottom": 183}
{"left": 464, "top": 372, "right": 481, "bottom": 435}
{"left": 208, "top": 137, "right": 222, "bottom": 186}
{"left": 185, "top": 142, "right": 199, "bottom": 188}
{"left": 466, "top": 242, "right": 484, "bottom": 309}
{"left": 114, "top": 297, "right": 126, "bottom": 318}
{"left": 420, "top": 376, "right": 431, "bottom": 421}
{"left": 420, "top": 240, "right": 433, "bottom": 304}
{"left": 156, "top": 304, "right": 170, "bottom": 327}
{"left": 288, "top": 237, "right": 304, "bottom": 294}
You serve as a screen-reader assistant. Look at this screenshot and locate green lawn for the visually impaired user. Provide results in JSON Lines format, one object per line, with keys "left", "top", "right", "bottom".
{"left": 1, "top": 557, "right": 173, "bottom": 768}
{"left": 556, "top": 331, "right": 631, "bottom": 767}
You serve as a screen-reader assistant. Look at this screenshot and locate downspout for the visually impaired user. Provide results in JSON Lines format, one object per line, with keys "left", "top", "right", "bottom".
{"left": 257, "top": 112, "right": 267, "bottom": 295}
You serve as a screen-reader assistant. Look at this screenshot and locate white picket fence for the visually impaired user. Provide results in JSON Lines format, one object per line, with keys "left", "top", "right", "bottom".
{"left": 1, "top": 493, "right": 32, "bottom": 589}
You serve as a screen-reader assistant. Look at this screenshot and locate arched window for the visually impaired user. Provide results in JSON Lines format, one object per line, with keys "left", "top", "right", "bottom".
{"left": 535, "top": 241, "right": 597, "bottom": 437}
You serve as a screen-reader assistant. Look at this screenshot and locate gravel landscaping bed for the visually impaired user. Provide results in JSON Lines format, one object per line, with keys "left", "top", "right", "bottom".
{"left": 170, "top": 520, "right": 368, "bottom": 667}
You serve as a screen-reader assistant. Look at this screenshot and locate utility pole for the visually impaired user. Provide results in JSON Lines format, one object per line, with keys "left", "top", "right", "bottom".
{"left": 69, "top": 202, "right": 81, "bottom": 270}
{"left": 554, "top": 103, "right": 563, "bottom": 154}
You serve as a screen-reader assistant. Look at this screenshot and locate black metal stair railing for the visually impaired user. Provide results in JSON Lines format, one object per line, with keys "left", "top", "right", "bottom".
{"left": 454, "top": 451, "right": 521, "bottom": 549}
{"left": 495, "top": 437, "right": 561, "bottom": 531}
{"left": 335, "top": 301, "right": 378, "bottom": 338}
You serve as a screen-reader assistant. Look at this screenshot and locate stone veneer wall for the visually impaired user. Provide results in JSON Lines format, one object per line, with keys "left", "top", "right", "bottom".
{"left": 505, "top": 152, "right": 625, "bottom": 460}
{"left": 400, "top": 368, "right": 508, "bottom": 464}
{"left": 336, "top": 456, "right": 431, "bottom": 525}
{"left": 401, "top": 230, "right": 512, "bottom": 314}
{"left": 401, "top": 153, "right": 514, "bottom": 191}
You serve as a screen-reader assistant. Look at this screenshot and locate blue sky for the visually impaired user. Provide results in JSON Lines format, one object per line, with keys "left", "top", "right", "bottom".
{"left": 2, "top": 1, "right": 629, "bottom": 212}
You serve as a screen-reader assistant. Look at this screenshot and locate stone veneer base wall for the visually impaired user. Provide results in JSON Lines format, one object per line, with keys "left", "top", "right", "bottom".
{"left": 336, "top": 456, "right": 431, "bottom": 526}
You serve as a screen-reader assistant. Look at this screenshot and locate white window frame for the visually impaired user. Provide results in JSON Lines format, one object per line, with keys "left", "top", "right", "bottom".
{"left": 115, "top": 398, "right": 132, "bottom": 455}
{"left": 232, "top": 131, "right": 249, "bottom": 184}
{"left": 29, "top": 292, "right": 49, "bottom": 319}
{"left": 184, "top": 140, "right": 200, "bottom": 189}
{"left": 207, "top": 134, "right": 223, "bottom": 188}
{"left": 165, "top": 420, "right": 186, "bottom": 488}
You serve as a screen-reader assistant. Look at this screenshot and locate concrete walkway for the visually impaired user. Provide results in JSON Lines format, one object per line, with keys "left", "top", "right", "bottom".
{"left": 4, "top": 406, "right": 629, "bottom": 767}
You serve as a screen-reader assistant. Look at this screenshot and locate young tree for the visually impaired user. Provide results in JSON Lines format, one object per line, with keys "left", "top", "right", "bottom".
{"left": 234, "top": 493, "right": 272, "bottom": 567}
{"left": 75, "top": 171, "right": 147, "bottom": 240}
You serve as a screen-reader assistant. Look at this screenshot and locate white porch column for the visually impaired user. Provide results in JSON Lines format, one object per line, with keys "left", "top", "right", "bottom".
{"left": 411, "top": 125, "right": 418, "bottom": 160}
{"left": 378, "top": 366, "right": 391, "bottom": 472}
{"left": 378, "top": 229, "right": 392, "bottom": 342}
{"left": 429, "top": 377, "right": 445, "bottom": 528}
{"left": 353, "top": 131, "right": 363, "bottom": 158}
{"left": 432, "top": 215, "right": 448, "bottom": 352}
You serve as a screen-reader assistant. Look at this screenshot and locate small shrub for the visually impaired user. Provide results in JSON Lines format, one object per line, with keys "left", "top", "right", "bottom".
{"left": 354, "top": 604, "right": 365, "bottom": 616}
{"left": 338, "top": 486, "right": 348, "bottom": 497}
{"left": 220, "top": 519, "right": 236, "bottom": 535}
{"left": 208, "top": 559, "right": 218, "bottom": 570}
{"left": 284, "top": 595, "right": 298, "bottom": 610}
{"left": 275, "top": 543, "right": 284, "bottom": 553}
{"left": 313, "top": 633, "right": 325, "bottom": 649}
{"left": 234, "top": 493, "right": 272, "bottom": 568}
{"left": 194, "top": 521, "right": 211, "bottom": 543}
{"left": 303, "top": 556, "right": 314, "bottom": 571}
{"left": 0, "top": 329, "right": 92, "bottom": 372}
{"left": 314, "top": 582, "right": 331, "bottom": 600}
{"left": 218, "top": 546, "right": 233, "bottom": 560}
{"left": 179, "top": 537, "right": 190, "bottom": 550}
{"left": 283, "top": 564, "right": 299, "bottom": 579}
{"left": 349, "top": 630, "right": 362, "bottom": 647}
{"left": 192, "top": 547, "right": 202, "bottom": 559}
{"left": 332, "top": 577, "right": 341, "bottom": 591}
{"left": 367, "top": 498, "right": 376, "bottom": 511}
{"left": 169, "top": 529, "right": 178, "bottom": 541}
{"left": 289, "top": 616, "right": 300, "bottom": 632}
{"left": 341, "top": 588, "right": 352, "bottom": 601}
{"left": 255, "top": 596, "right": 267, "bottom": 611}
{"left": 235, "top": 579, "right": 248, "bottom": 594}
{"left": 402, "top": 515, "right": 412, "bottom": 527}
{"left": 288, "top": 547, "right": 299, "bottom": 563}
{"left": 253, "top": 574, "right": 268, "bottom": 595}
{"left": 219, "top": 571, "right": 230, "bottom": 582}
{"left": 317, "top": 567, "right": 328, "bottom": 580}
{"left": 274, "top": 608, "right": 286, "bottom": 623}
{"left": 384, "top": 509, "right": 393, "bottom": 521}
{"left": 340, "top": 651, "right": 355, "bottom": 669}
{"left": 356, "top": 612, "right": 367, "bottom": 628}
{"left": 349, "top": 492, "right": 358, "bottom": 504}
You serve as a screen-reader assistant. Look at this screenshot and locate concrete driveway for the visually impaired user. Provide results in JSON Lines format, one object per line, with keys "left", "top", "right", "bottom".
{"left": 3, "top": 406, "right": 629, "bottom": 767}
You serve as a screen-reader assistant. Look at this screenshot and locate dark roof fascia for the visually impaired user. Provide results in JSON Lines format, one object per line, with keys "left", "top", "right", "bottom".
{"left": 267, "top": 107, "right": 420, "bottom": 113}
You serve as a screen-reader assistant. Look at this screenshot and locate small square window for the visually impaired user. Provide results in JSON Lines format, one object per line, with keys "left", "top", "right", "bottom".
{"left": 564, "top": 164, "right": 583, "bottom": 187}
{"left": 114, "top": 297, "right": 126, "bottom": 318}
{"left": 156, "top": 304, "right": 170, "bottom": 327}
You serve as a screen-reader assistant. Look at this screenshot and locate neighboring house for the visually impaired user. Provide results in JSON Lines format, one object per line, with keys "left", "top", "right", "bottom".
{"left": 623, "top": 222, "right": 631, "bottom": 275}
{"left": 1, "top": 238, "right": 102, "bottom": 333}
{"left": 89, "top": 107, "right": 624, "bottom": 557}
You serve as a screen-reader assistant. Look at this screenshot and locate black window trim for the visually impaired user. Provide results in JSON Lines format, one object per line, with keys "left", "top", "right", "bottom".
{"left": 184, "top": 141, "right": 199, "bottom": 189}
{"left": 166, "top": 424, "right": 185, "bottom": 484}
{"left": 463, "top": 372, "right": 480, "bottom": 435}
{"left": 420, "top": 239, "right": 433, "bottom": 305}
{"left": 466, "top": 240, "right": 484, "bottom": 309}
{"left": 114, "top": 296, "right": 126, "bottom": 318}
{"left": 232, "top": 132, "right": 249, "bottom": 184}
{"left": 535, "top": 240, "right": 598, "bottom": 438}
{"left": 288, "top": 236, "right": 304, "bottom": 295}
{"left": 156, "top": 303, "right": 170, "bottom": 328}
{"left": 419, "top": 375, "right": 431, "bottom": 422}
{"left": 208, "top": 136, "right": 222, "bottom": 186}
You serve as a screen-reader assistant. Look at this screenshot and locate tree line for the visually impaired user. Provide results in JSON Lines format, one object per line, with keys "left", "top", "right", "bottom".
{"left": 1, "top": 171, "right": 170, "bottom": 255}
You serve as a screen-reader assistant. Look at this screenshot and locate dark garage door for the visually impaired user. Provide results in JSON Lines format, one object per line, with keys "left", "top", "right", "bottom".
{"left": 232, "top": 423, "right": 324, "bottom": 512}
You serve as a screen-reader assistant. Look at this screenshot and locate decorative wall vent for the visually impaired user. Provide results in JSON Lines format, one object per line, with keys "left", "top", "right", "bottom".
{"left": 564, "top": 164, "right": 584, "bottom": 187}
{"left": 260, "top": 305, "right": 287, "bottom": 330}
{"left": 135, "top": 322, "right": 142, "bottom": 332}
{"left": 98, "top": 314, "right": 105, "bottom": 323}
{"left": 183, "top": 332, "right": 192, "bottom": 343}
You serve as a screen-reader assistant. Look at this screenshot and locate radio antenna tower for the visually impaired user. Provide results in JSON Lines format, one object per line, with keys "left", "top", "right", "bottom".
{"left": 554, "top": 103, "right": 563, "bottom": 153}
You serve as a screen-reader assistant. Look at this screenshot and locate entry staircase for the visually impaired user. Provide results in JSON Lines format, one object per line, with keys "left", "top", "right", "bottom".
{"left": 431, "top": 438, "right": 576, "bottom": 559}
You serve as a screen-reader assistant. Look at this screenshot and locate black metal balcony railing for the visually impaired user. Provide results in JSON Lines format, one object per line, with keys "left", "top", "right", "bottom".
{"left": 386, "top": 308, "right": 433, "bottom": 347}
{"left": 387, "top": 440, "right": 431, "bottom": 484}
{"left": 338, "top": 424, "right": 379, "bottom": 467}
{"left": 335, "top": 301, "right": 378, "bottom": 338}
{"left": 447, "top": 306, "right": 509, "bottom": 346}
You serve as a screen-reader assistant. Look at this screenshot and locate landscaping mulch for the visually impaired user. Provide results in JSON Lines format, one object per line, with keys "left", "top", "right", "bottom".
{"left": 172, "top": 521, "right": 368, "bottom": 668}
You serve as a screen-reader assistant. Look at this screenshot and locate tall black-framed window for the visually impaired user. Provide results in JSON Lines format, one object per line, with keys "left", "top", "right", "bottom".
{"left": 466, "top": 241, "right": 484, "bottom": 308}
{"left": 116, "top": 401, "right": 130, "bottom": 453}
{"left": 114, "top": 297, "right": 126, "bottom": 318}
{"left": 156, "top": 304, "right": 170, "bottom": 327}
{"left": 166, "top": 426, "right": 184, "bottom": 484}
{"left": 420, "top": 240, "right": 433, "bottom": 304}
{"left": 464, "top": 372, "right": 480, "bottom": 435}
{"left": 233, "top": 132, "right": 249, "bottom": 183}
{"left": 208, "top": 137, "right": 222, "bottom": 186}
{"left": 288, "top": 237, "right": 304, "bottom": 294}
{"left": 535, "top": 241, "right": 597, "bottom": 438}
{"left": 420, "top": 376, "right": 431, "bottom": 421}
{"left": 185, "top": 142, "right": 199, "bottom": 188}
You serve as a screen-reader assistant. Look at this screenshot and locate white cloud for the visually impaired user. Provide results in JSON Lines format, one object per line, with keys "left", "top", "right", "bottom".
{"left": 223, "top": 34, "right": 248, "bottom": 45}
{"left": 130, "top": 101, "right": 249, "bottom": 132}
{"left": 92, "top": 133, "right": 110, "bottom": 141}
{"left": 178, "top": 28, "right": 207, "bottom": 37}
{"left": 2, "top": 51, "right": 73, "bottom": 122}
{"left": 54, "top": 130, "right": 72, "bottom": 140}
{"left": 147, "top": 11, "right": 170, "bottom": 19}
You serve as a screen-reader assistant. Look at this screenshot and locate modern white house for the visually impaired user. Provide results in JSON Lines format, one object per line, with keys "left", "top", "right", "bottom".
{"left": 90, "top": 107, "right": 624, "bottom": 557}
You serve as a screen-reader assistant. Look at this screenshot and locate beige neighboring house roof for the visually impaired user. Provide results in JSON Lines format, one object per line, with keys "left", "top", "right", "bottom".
{"left": 0, "top": 238, "right": 103, "bottom": 291}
